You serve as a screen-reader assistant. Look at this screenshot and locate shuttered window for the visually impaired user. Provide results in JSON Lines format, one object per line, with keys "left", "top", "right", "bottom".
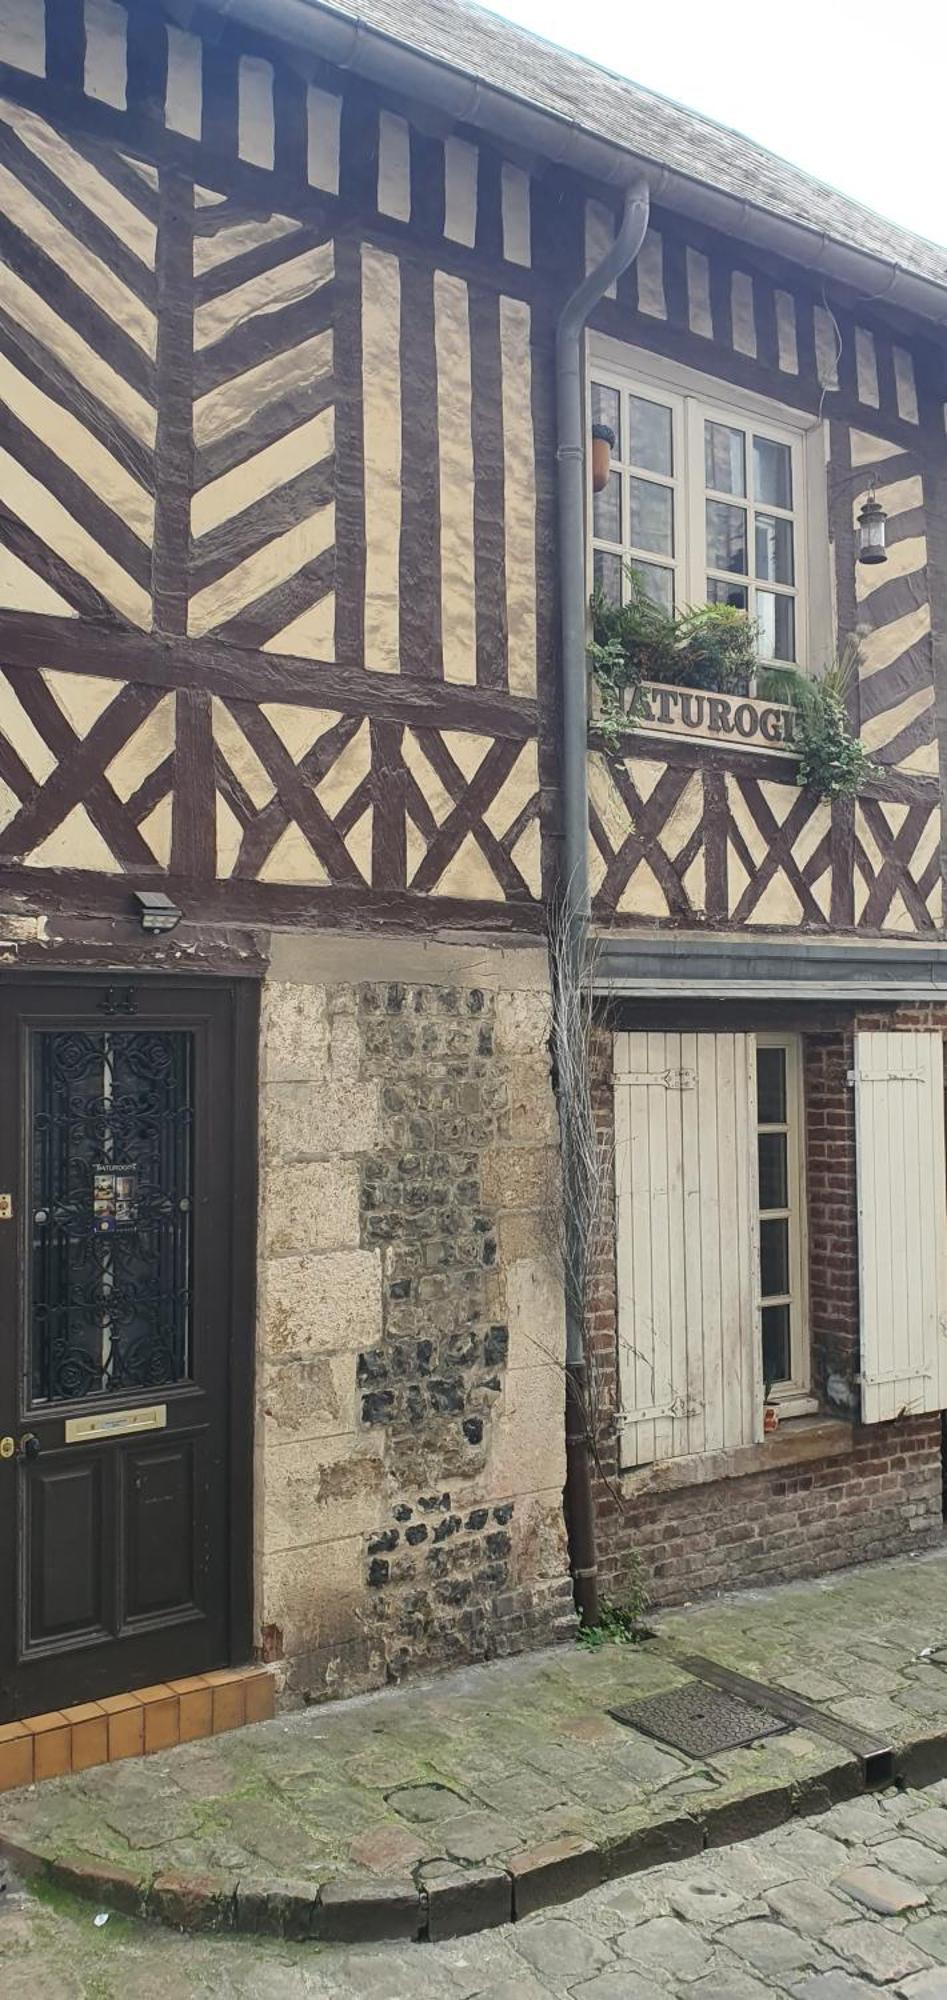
{"left": 854, "top": 1030, "right": 947, "bottom": 1425}
{"left": 614, "top": 1031, "right": 762, "bottom": 1469}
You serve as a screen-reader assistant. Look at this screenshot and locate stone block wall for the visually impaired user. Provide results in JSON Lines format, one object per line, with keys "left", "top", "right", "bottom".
{"left": 255, "top": 934, "right": 574, "bottom": 1700}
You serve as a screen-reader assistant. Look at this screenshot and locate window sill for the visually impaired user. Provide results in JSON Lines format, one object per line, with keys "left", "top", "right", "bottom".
{"left": 620, "top": 1414, "right": 852, "bottom": 1498}
{"left": 770, "top": 1392, "right": 821, "bottom": 1421}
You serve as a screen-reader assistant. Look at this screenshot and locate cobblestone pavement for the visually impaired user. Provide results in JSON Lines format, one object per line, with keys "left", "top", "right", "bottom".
{"left": 11, "top": 1780, "right": 947, "bottom": 1995}
{"left": 8, "top": 1548, "right": 947, "bottom": 1924}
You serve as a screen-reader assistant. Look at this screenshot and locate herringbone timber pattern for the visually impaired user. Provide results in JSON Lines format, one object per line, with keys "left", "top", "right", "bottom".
{"left": 854, "top": 795, "right": 942, "bottom": 931}
{"left": 850, "top": 428, "right": 936, "bottom": 778}
{"left": 0, "top": 666, "right": 174, "bottom": 870}
{"left": 210, "top": 700, "right": 541, "bottom": 901}
{"left": 188, "top": 188, "right": 336, "bottom": 659}
{"left": 0, "top": 94, "right": 157, "bottom": 628}
{"left": 589, "top": 747, "right": 940, "bottom": 935}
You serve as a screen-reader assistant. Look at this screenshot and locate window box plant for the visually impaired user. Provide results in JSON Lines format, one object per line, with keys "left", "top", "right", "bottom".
{"left": 589, "top": 570, "right": 876, "bottom": 802}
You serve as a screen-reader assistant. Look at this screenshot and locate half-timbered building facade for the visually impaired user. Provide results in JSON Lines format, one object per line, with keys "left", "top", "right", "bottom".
{"left": 0, "top": 0, "right": 946, "bottom": 1731}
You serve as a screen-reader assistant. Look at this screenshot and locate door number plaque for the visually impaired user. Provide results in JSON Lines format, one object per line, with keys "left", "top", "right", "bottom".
{"left": 65, "top": 1404, "right": 167, "bottom": 1444}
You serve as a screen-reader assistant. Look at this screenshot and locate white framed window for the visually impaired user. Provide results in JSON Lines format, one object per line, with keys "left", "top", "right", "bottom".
{"left": 756, "top": 1033, "right": 809, "bottom": 1404}
{"left": 589, "top": 341, "right": 831, "bottom": 672}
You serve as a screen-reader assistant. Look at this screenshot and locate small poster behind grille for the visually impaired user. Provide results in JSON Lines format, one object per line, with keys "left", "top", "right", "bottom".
{"left": 92, "top": 1164, "right": 138, "bottom": 1233}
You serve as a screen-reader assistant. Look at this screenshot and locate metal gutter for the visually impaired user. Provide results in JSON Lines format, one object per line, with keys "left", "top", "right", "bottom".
{"left": 553, "top": 179, "right": 650, "bottom": 1635}
{"left": 557, "top": 178, "right": 650, "bottom": 933}
{"left": 192, "top": 0, "right": 947, "bottom": 327}
{"left": 594, "top": 935, "right": 947, "bottom": 1002}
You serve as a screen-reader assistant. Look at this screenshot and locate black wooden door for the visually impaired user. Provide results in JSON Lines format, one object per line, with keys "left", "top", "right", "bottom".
{"left": 0, "top": 977, "right": 256, "bottom": 1721}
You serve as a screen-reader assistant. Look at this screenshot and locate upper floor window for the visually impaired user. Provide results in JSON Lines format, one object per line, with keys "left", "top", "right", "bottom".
{"left": 590, "top": 349, "right": 816, "bottom": 669}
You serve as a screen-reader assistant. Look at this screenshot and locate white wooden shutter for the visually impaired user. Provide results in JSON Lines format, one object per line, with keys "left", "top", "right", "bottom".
{"left": 613, "top": 1031, "right": 762, "bottom": 1469}
{"left": 855, "top": 1030, "right": 947, "bottom": 1424}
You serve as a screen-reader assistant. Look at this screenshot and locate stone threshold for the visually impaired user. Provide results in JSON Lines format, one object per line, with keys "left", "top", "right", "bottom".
{"left": 0, "top": 1667, "right": 275, "bottom": 1791}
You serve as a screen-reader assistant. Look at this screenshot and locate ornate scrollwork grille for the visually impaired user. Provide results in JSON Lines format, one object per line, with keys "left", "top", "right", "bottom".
{"left": 31, "top": 1029, "right": 194, "bottom": 1403}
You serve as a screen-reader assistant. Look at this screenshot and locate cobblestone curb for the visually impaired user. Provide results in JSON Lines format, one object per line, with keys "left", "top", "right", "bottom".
{"left": 5, "top": 1735, "right": 936, "bottom": 1943}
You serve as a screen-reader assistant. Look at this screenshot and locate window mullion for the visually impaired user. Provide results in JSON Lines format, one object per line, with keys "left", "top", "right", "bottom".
{"left": 685, "top": 396, "right": 703, "bottom": 608}
{"left": 787, "top": 1039, "right": 807, "bottom": 1392}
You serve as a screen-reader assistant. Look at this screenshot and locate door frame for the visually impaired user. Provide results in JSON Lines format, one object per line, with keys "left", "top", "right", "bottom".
{"left": 0, "top": 968, "right": 259, "bottom": 1706}
{"left": 227, "top": 973, "right": 259, "bottom": 1670}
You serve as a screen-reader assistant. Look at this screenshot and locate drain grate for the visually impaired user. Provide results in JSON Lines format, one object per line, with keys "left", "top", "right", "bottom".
{"left": 610, "top": 1681, "right": 790, "bottom": 1758}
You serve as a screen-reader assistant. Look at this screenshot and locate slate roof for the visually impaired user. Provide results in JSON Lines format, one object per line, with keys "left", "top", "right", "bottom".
{"left": 306, "top": 0, "right": 947, "bottom": 293}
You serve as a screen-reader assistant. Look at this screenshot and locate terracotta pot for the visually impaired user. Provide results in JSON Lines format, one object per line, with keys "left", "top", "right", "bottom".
{"left": 763, "top": 1404, "right": 779, "bottom": 1434}
{"left": 591, "top": 423, "right": 615, "bottom": 494}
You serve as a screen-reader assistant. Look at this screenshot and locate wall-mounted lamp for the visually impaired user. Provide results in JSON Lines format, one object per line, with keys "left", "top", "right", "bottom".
{"left": 133, "top": 889, "right": 182, "bottom": 933}
{"left": 591, "top": 422, "right": 616, "bottom": 494}
{"left": 856, "top": 481, "right": 888, "bottom": 566}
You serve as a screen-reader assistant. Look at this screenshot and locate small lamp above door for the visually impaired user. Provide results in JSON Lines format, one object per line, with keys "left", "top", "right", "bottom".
{"left": 133, "top": 889, "right": 182, "bottom": 933}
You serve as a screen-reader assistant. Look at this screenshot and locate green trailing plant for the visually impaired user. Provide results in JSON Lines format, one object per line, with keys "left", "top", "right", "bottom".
{"left": 588, "top": 571, "right": 675, "bottom": 746}
{"left": 757, "top": 638, "right": 878, "bottom": 801}
{"left": 577, "top": 1603, "right": 640, "bottom": 1649}
{"left": 576, "top": 1553, "right": 651, "bottom": 1647}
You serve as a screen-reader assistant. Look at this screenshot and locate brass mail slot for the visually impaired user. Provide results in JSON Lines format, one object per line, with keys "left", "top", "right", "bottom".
{"left": 64, "top": 1404, "right": 167, "bottom": 1444}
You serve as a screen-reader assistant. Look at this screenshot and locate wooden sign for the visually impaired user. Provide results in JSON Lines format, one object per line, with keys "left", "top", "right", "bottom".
{"left": 637, "top": 682, "right": 797, "bottom": 755}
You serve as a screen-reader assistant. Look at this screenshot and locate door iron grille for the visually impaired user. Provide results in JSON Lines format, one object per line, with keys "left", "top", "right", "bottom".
{"left": 30, "top": 1030, "right": 194, "bottom": 1403}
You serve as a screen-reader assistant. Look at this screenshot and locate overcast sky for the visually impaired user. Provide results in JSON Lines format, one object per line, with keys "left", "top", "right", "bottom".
{"left": 481, "top": 0, "right": 947, "bottom": 252}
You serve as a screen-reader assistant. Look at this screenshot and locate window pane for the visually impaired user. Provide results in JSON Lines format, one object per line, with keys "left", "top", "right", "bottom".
{"left": 707, "top": 577, "right": 748, "bottom": 610}
{"left": 593, "top": 548, "right": 622, "bottom": 605}
{"left": 592, "top": 382, "right": 621, "bottom": 455}
{"left": 754, "top": 434, "right": 792, "bottom": 510}
{"left": 631, "top": 561, "right": 674, "bottom": 614}
{"left": 629, "top": 395, "right": 672, "bottom": 476}
{"left": 757, "top": 1045, "right": 786, "bottom": 1124}
{"left": 705, "top": 421, "right": 746, "bottom": 496}
{"left": 762, "top": 1303, "right": 792, "bottom": 1387}
{"left": 757, "top": 591, "right": 796, "bottom": 662}
{"left": 755, "top": 514, "right": 794, "bottom": 586}
{"left": 630, "top": 477, "right": 673, "bottom": 557}
{"left": 593, "top": 471, "right": 621, "bottom": 543}
{"left": 706, "top": 500, "right": 747, "bottom": 575}
{"left": 758, "top": 1131, "right": 788, "bottom": 1211}
{"left": 760, "top": 1216, "right": 790, "bottom": 1298}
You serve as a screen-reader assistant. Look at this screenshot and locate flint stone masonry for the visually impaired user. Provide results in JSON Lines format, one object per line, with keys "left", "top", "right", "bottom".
{"left": 256, "top": 942, "right": 572, "bottom": 1700}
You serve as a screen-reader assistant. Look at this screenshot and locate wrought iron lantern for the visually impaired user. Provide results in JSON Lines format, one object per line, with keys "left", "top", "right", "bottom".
{"left": 857, "top": 482, "right": 887, "bottom": 565}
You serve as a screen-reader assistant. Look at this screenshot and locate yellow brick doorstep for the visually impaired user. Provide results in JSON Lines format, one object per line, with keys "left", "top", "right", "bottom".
{"left": 0, "top": 1721, "right": 33, "bottom": 1793}
{"left": 0, "top": 1667, "right": 276, "bottom": 1791}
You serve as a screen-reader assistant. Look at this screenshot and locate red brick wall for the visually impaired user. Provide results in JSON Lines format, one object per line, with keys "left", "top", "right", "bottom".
{"left": 598, "top": 1417, "right": 943, "bottom": 1608}
{"left": 588, "top": 1012, "right": 946, "bottom": 1612}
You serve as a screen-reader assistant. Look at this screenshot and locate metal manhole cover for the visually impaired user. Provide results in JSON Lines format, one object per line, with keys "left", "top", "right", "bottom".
{"left": 609, "top": 1681, "right": 790, "bottom": 1757}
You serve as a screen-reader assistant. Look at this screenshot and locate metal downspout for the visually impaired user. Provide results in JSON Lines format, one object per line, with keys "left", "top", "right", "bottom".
{"left": 556, "top": 179, "right": 650, "bottom": 1628}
